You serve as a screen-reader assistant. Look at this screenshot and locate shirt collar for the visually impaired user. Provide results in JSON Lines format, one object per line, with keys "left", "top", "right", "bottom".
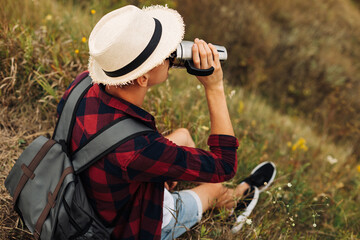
{"left": 95, "top": 83, "right": 156, "bottom": 129}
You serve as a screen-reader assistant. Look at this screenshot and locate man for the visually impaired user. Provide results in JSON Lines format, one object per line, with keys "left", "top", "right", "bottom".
{"left": 57, "top": 5, "right": 276, "bottom": 240}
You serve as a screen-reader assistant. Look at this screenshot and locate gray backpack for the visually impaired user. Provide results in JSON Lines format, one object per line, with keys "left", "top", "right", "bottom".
{"left": 5, "top": 75, "right": 153, "bottom": 239}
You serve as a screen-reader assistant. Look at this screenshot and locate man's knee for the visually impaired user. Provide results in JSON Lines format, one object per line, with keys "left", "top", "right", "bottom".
{"left": 176, "top": 128, "right": 195, "bottom": 148}
{"left": 176, "top": 128, "right": 190, "bottom": 136}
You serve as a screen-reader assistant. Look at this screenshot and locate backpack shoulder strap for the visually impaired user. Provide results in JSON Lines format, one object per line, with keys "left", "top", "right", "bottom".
{"left": 53, "top": 75, "right": 92, "bottom": 143}
{"left": 72, "top": 117, "right": 154, "bottom": 173}
{"left": 53, "top": 74, "right": 154, "bottom": 173}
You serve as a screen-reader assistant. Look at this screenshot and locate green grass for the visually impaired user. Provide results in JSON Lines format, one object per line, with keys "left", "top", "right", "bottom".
{"left": 152, "top": 71, "right": 360, "bottom": 239}
{"left": 0, "top": 0, "right": 359, "bottom": 239}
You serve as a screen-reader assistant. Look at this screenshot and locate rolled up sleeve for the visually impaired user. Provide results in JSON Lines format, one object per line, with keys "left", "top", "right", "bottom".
{"left": 125, "top": 132, "right": 239, "bottom": 183}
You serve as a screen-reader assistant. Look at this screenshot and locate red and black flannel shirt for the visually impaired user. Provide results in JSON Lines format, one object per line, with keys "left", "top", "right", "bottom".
{"left": 57, "top": 71, "right": 239, "bottom": 240}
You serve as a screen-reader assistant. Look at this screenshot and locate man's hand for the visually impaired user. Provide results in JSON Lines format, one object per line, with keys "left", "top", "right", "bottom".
{"left": 164, "top": 181, "right": 178, "bottom": 191}
{"left": 192, "top": 38, "right": 224, "bottom": 91}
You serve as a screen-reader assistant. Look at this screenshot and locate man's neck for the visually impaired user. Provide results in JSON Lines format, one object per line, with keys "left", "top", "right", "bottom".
{"left": 105, "top": 84, "right": 147, "bottom": 107}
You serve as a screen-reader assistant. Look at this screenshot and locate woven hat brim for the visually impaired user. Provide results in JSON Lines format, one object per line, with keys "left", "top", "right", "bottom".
{"left": 88, "top": 5, "right": 185, "bottom": 86}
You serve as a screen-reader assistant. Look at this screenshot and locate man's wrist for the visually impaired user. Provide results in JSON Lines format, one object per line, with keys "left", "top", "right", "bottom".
{"left": 204, "top": 84, "right": 225, "bottom": 95}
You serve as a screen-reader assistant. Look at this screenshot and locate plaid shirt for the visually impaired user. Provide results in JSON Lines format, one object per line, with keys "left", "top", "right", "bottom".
{"left": 57, "top": 71, "right": 239, "bottom": 240}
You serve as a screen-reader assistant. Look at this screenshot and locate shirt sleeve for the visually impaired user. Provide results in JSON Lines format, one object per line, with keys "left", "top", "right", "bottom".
{"left": 124, "top": 132, "right": 239, "bottom": 183}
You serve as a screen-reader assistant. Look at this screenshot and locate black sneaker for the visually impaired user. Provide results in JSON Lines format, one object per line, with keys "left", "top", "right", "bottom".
{"left": 242, "top": 161, "right": 276, "bottom": 193}
{"left": 231, "top": 161, "right": 276, "bottom": 233}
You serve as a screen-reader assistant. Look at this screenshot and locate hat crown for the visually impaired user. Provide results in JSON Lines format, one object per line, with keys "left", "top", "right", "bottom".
{"left": 89, "top": 5, "right": 157, "bottom": 72}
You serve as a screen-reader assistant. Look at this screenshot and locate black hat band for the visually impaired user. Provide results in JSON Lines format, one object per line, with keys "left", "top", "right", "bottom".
{"left": 103, "top": 18, "right": 162, "bottom": 78}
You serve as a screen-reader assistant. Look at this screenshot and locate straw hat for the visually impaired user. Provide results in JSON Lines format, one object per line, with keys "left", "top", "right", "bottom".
{"left": 88, "top": 5, "right": 185, "bottom": 85}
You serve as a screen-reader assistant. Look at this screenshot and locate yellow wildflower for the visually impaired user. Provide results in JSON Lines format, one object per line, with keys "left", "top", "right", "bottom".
{"left": 238, "top": 100, "right": 244, "bottom": 114}
{"left": 357, "top": 165, "right": 360, "bottom": 173}
{"left": 292, "top": 137, "right": 308, "bottom": 152}
{"left": 45, "top": 14, "right": 52, "bottom": 21}
{"left": 82, "top": 37, "right": 87, "bottom": 43}
{"left": 74, "top": 49, "right": 79, "bottom": 54}
{"left": 297, "top": 137, "right": 306, "bottom": 146}
{"left": 288, "top": 85, "right": 295, "bottom": 93}
{"left": 303, "top": 88, "right": 311, "bottom": 96}
{"left": 251, "top": 120, "right": 256, "bottom": 127}
{"left": 91, "top": 9, "right": 96, "bottom": 15}
{"left": 300, "top": 145, "right": 308, "bottom": 152}
{"left": 261, "top": 141, "right": 268, "bottom": 152}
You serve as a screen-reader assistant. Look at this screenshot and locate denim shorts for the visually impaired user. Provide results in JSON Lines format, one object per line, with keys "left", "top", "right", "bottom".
{"left": 161, "top": 190, "right": 203, "bottom": 240}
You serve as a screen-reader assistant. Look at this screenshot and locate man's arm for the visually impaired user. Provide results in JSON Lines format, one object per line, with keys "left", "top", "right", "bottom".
{"left": 124, "top": 132, "right": 238, "bottom": 183}
{"left": 192, "top": 38, "right": 234, "bottom": 136}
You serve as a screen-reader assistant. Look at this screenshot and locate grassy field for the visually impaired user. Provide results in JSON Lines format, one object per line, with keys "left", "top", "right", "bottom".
{"left": 177, "top": 0, "right": 360, "bottom": 156}
{"left": 1, "top": 0, "right": 359, "bottom": 239}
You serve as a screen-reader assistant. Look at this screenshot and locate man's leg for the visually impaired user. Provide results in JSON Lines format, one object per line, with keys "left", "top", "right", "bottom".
{"left": 190, "top": 182, "right": 249, "bottom": 212}
{"left": 165, "top": 128, "right": 195, "bottom": 148}
{"left": 164, "top": 128, "right": 250, "bottom": 211}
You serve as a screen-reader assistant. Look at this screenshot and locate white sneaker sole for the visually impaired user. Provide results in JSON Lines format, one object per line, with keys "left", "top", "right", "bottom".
{"left": 231, "top": 186, "right": 260, "bottom": 233}
{"left": 231, "top": 162, "right": 276, "bottom": 233}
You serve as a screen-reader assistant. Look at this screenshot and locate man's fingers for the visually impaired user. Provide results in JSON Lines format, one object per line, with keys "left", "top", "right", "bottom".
{"left": 197, "top": 40, "right": 208, "bottom": 68}
{"left": 204, "top": 43, "right": 214, "bottom": 67}
{"left": 209, "top": 43, "right": 220, "bottom": 66}
{"left": 192, "top": 39, "right": 200, "bottom": 69}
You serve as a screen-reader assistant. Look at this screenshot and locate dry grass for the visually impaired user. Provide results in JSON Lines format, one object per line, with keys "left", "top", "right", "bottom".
{"left": 1, "top": 0, "right": 359, "bottom": 239}
{"left": 0, "top": 0, "right": 88, "bottom": 238}
{"left": 0, "top": 115, "right": 48, "bottom": 239}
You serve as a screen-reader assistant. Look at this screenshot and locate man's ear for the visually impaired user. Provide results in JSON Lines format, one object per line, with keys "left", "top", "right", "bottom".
{"left": 136, "top": 74, "right": 149, "bottom": 87}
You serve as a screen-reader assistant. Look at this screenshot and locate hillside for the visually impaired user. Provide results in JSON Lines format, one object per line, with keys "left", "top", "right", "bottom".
{"left": 0, "top": 0, "right": 359, "bottom": 239}
{"left": 176, "top": 0, "right": 360, "bottom": 157}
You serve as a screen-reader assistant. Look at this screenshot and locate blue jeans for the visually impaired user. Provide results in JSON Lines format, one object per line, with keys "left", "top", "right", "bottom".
{"left": 161, "top": 190, "right": 202, "bottom": 240}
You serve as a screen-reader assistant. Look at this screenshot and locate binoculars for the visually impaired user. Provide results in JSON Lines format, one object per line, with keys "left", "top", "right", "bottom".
{"left": 169, "top": 41, "right": 228, "bottom": 76}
